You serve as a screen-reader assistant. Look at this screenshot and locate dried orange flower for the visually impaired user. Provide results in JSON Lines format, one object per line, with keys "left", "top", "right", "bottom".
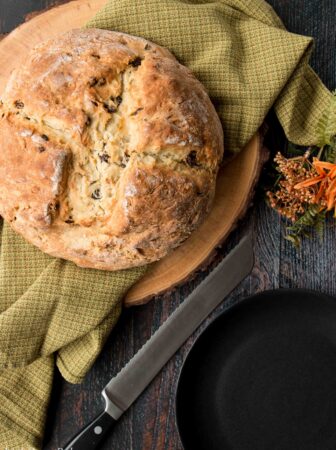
{"left": 267, "top": 92, "right": 336, "bottom": 245}
{"left": 266, "top": 151, "right": 322, "bottom": 221}
{"left": 294, "top": 158, "right": 336, "bottom": 213}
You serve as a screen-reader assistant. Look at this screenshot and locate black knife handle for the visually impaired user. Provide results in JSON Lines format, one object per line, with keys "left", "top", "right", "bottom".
{"left": 63, "top": 410, "right": 116, "bottom": 450}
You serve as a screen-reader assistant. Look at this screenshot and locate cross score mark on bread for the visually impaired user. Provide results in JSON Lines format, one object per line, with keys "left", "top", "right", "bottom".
{"left": 0, "top": 29, "right": 223, "bottom": 270}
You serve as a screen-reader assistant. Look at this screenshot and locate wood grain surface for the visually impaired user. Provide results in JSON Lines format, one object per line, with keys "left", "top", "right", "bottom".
{"left": 0, "top": 0, "right": 265, "bottom": 306}
{"left": 0, "top": 1, "right": 335, "bottom": 450}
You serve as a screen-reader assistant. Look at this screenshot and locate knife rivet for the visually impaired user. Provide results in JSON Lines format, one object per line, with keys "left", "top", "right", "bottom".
{"left": 94, "top": 426, "right": 103, "bottom": 435}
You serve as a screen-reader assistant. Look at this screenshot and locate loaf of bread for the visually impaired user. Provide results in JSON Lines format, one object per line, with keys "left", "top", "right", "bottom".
{"left": 0, "top": 29, "right": 223, "bottom": 270}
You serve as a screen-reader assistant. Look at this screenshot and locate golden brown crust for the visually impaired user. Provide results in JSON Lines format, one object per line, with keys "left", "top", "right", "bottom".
{"left": 0, "top": 29, "right": 223, "bottom": 270}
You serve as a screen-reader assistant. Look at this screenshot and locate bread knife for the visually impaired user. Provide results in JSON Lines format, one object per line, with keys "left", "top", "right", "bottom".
{"left": 64, "top": 234, "right": 254, "bottom": 450}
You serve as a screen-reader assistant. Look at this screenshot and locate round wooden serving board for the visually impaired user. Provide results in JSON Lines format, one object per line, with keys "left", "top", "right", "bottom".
{"left": 0, "top": 0, "right": 265, "bottom": 306}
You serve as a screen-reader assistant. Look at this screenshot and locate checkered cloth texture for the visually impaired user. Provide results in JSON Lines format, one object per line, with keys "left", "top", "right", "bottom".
{"left": 87, "top": 0, "right": 333, "bottom": 156}
{"left": 0, "top": 223, "right": 146, "bottom": 449}
{"left": 1, "top": 0, "right": 334, "bottom": 448}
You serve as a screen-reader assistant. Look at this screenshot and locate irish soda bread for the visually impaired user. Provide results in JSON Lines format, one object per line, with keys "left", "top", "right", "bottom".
{"left": 0, "top": 29, "right": 223, "bottom": 270}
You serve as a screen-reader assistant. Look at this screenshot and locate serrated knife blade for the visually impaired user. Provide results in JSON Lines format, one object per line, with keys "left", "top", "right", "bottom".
{"left": 64, "top": 234, "right": 253, "bottom": 450}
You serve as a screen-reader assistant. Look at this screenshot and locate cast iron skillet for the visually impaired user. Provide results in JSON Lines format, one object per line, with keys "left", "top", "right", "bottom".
{"left": 176, "top": 289, "right": 336, "bottom": 450}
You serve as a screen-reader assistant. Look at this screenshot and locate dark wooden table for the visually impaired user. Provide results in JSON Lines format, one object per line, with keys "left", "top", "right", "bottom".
{"left": 1, "top": 1, "right": 336, "bottom": 449}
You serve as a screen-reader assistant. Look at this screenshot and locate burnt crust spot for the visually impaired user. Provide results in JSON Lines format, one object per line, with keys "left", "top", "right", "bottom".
{"left": 38, "top": 145, "right": 46, "bottom": 153}
{"left": 41, "top": 134, "right": 49, "bottom": 141}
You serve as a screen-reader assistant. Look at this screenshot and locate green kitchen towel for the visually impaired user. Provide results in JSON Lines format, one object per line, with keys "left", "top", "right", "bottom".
{"left": 0, "top": 222, "right": 146, "bottom": 449}
{"left": 0, "top": 0, "right": 334, "bottom": 449}
{"left": 87, "top": 0, "right": 333, "bottom": 157}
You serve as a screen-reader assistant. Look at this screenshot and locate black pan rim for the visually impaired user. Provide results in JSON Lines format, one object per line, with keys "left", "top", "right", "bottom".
{"left": 174, "top": 287, "right": 336, "bottom": 449}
